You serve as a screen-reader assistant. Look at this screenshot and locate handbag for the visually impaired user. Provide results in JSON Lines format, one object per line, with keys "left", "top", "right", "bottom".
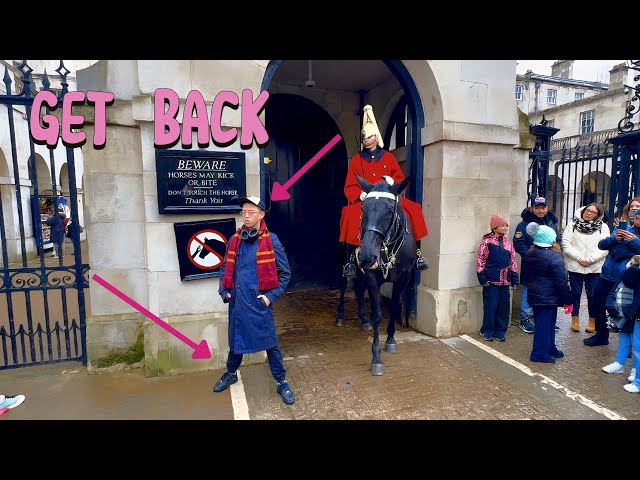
{"left": 606, "top": 312, "right": 626, "bottom": 332}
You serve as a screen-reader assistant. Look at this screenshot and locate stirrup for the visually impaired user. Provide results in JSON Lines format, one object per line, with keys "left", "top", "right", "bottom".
{"left": 343, "top": 262, "right": 357, "bottom": 278}
{"left": 415, "top": 249, "right": 429, "bottom": 271}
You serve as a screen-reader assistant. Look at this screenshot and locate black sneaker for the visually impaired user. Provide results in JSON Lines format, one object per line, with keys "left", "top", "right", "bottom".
{"left": 213, "top": 371, "right": 238, "bottom": 392}
{"left": 276, "top": 380, "right": 295, "bottom": 405}
{"left": 519, "top": 320, "right": 535, "bottom": 334}
{"left": 480, "top": 332, "right": 493, "bottom": 341}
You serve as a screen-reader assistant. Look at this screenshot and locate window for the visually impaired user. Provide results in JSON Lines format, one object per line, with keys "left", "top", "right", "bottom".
{"left": 546, "top": 119, "right": 555, "bottom": 128}
{"left": 547, "top": 89, "right": 557, "bottom": 104}
{"left": 515, "top": 84, "right": 523, "bottom": 101}
{"left": 575, "top": 92, "right": 584, "bottom": 101}
{"left": 580, "top": 110, "right": 595, "bottom": 134}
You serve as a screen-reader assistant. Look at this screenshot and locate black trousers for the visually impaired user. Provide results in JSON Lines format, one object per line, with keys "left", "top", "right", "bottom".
{"left": 592, "top": 277, "right": 616, "bottom": 338}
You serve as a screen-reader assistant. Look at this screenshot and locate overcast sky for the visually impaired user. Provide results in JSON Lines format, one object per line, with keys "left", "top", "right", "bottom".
{"left": 516, "top": 60, "right": 628, "bottom": 83}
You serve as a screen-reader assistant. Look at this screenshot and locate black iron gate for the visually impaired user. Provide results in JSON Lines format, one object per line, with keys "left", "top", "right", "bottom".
{"left": 528, "top": 61, "right": 640, "bottom": 233}
{"left": 0, "top": 60, "right": 89, "bottom": 370}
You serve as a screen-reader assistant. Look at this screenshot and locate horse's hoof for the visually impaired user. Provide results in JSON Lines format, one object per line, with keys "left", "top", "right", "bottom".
{"left": 384, "top": 342, "right": 397, "bottom": 353}
{"left": 336, "top": 319, "right": 344, "bottom": 327}
{"left": 370, "top": 363, "right": 385, "bottom": 376}
{"left": 361, "top": 322, "right": 372, "bottom": 331}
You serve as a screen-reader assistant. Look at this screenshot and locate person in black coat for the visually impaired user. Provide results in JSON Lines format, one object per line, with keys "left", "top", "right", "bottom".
{"left": 512, "top": 196, "right": 560, "bottom": 334}
{"left": 45, "top": 207, "right": 65, "bottom": 258}
{"left": 522, "top": 222, "right": 573, "bottom": 363}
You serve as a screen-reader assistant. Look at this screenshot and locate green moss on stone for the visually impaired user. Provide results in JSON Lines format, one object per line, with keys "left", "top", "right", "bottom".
{"left": 93, "top": 330, "right": 145, "bottom": 368}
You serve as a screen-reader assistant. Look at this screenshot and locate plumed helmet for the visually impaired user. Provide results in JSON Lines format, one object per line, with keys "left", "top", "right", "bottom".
{"left": 361, "top": 105, "right": 384, "bottom": 148}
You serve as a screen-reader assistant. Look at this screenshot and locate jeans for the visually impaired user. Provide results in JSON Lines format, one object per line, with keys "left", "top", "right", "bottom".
{"left": 615, "top": 332, "right": 634, "bottom": 365}
{"left": 568, "top": 271, "right": 599, "bottom": 317}
{"left": 226, "top": 346, "right": 287, "bottom": 383}
{"left": 520, "top": 284, "right": 534, "bottom": 323}
{"left": 632, "top": 321, "right": 640, "bottom": 388}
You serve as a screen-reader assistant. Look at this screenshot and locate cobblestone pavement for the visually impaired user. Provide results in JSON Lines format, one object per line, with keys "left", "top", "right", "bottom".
{"left": 240, "top": 289, "right": 640, "bottom": 420}
{"left": 2, "top": 288, "right": 639, "bottom": 420}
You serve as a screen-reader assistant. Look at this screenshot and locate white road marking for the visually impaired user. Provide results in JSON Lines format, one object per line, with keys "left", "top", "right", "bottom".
{"left": 230, "top": 371, "right": 250, "bottom": 420}
{"left": 460, "top": 334, "right": 627, "bottom": 420}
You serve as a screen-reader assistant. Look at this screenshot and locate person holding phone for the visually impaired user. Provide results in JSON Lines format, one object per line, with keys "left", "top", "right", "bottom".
{"left": 585, "top": 209, "right": 640, "bottom": 346}
{"left": 613, "top": 196, "right": 640, "bottom": 230}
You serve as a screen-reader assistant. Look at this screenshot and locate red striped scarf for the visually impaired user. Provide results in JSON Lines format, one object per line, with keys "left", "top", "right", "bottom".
{"left": 221, "top": 219, "right": 279, "bottom": 290}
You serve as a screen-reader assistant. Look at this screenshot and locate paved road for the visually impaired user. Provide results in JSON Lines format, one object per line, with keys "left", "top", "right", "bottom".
{"left": 2, "top": 287, "right": 639, "bottom": 421}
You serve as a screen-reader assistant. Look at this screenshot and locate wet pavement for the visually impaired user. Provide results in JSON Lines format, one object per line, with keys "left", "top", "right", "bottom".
{"left": 2, "top": 288, "right": 639, "bottom": 421}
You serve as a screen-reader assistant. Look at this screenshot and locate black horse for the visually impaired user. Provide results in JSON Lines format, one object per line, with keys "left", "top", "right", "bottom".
{"left": 353, "top": 174, "right": 415, "bottom": 376}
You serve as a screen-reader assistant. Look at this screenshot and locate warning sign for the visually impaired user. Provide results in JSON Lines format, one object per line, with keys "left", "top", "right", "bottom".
{"left": 174, "top": 218, "right": 237, "bottom": 281}
{"left": 187, "top": 230, "right": 227, "bottom": 270}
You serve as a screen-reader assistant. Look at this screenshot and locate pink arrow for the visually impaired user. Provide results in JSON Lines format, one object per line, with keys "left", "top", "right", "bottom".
{"left": 91, "top": 274, "right": 211, "bottom": 359}
{"left": 271, "top": 133, "right": 342, "bottom": 201}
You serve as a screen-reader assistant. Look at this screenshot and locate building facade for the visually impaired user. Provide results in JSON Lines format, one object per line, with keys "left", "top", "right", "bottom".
{"left": 2, "top": 59, "right": 539, "bottom": 375}
{"left": 527, "top": 62, "right": 634, "bottom": 231}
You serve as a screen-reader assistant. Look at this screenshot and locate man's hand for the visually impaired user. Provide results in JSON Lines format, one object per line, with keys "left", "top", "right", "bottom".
{"left": 258, "top": 294, "right": 270, "bottom": 307}
{"left": 578, "top": 259, "right": 591, "bottom": 267}
{"left": 226, "top": 293, "right": 231, "bottom": 299}
{"left": 617, "top": 229, "right": 636, "bottom": 241}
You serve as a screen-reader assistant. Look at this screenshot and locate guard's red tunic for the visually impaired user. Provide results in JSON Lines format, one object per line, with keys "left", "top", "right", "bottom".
{"left": 338, "top": 150, "right": 428, "bottom": 246}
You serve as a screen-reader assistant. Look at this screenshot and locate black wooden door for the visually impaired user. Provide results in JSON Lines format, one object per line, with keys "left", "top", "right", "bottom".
{"left": 264, "top": 94, "right": 347, "bottom": 290}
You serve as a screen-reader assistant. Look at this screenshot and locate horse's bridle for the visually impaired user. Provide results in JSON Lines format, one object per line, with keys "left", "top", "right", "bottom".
{"left": 358, "top": 191, "right": 409, "bottom": 278}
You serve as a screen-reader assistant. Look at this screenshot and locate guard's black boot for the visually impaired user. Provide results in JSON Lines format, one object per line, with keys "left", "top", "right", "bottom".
{"left": 415, "top": 249, "right": 429, "bottom": 271}
{"left": 213, "top": 370, "right": 238, "bottom": 392}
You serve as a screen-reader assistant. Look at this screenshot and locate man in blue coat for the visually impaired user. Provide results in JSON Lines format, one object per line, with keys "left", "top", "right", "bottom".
{"left": 212, "top": 195, "right": 295, "bottom": 405}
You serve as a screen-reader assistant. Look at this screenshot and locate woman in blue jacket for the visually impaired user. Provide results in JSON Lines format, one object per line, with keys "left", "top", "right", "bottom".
{"left": 522, "top": 223, "right": 572, "bottom": 363}
{"left": 584, "top": 211, "right": 640, "bottom": 346}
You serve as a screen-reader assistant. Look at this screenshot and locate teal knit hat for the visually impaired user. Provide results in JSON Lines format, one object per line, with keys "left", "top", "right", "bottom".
{"left": 526, "top": 222, "right": 556, "bottom": 247}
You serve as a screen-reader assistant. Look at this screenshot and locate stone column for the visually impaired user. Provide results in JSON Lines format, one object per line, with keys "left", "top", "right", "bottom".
{"left": 77, "top": 60, "right": 268, "bottom": 375}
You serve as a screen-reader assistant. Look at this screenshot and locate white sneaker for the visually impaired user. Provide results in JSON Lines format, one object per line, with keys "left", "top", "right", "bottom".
{"left": 623, "top": 383, "right": 640, "bottom": 393}
{"left": 602, "top": 362, "right": 625, "bottom": 374}
{"left": 629, "top": 368, "right": 637, "bottom": 383}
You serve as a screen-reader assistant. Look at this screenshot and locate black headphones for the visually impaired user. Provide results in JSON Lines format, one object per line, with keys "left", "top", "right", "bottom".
{"left": 240, "top": 228, "right": 259, "bottom": 240}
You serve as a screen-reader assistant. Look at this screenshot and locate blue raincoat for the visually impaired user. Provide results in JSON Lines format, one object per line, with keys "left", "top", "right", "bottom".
{"left": 218, "top": 232, "right": 291, "bottom": 354}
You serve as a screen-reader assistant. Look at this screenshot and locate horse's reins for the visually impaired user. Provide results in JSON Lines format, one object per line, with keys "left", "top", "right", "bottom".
{"left": 359, "top": 191, "right": 408, "bottom": 279}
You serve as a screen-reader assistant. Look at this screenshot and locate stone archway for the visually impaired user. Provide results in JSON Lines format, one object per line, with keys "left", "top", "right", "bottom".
{"left": 0, "top": 147, "right": 18, "bottom": 263}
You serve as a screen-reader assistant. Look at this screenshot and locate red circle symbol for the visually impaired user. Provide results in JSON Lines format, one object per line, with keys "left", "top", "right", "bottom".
{"left": 187, "top": 229, "right": 228, "bottom": 270}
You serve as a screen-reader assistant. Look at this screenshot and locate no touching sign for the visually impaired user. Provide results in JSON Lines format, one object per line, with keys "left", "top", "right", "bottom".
{"left": 173, "top": 218, "right": 236, "bottom": 281}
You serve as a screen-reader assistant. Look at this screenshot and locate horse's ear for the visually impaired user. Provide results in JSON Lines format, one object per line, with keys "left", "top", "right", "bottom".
{"left": 356, "top": 174, "right": 374, "bottom": 193}
{"left": 390, "top": 176, "right": 410, "bottom": 196}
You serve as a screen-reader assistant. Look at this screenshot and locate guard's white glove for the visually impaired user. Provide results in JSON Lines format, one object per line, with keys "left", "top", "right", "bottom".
{"left": 359, "top": 191, "right": 367, "bottom": 201}
{"left": 382, "top": 175, "right": 395, "bottom": 186}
